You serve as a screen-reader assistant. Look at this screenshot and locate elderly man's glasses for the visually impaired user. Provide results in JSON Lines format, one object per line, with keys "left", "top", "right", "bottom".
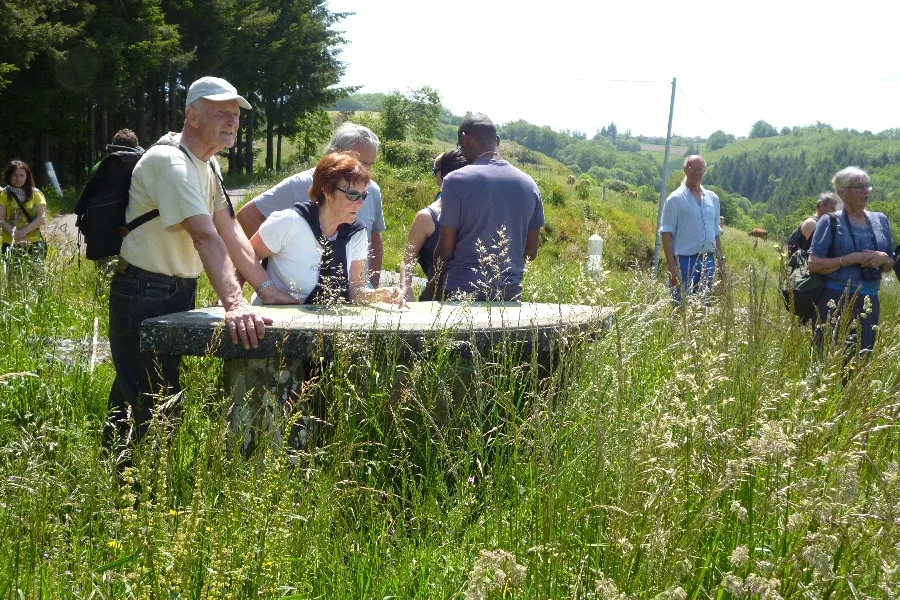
{"left": 847, "top": 184, "right": 874, "bottom": 192}
{"left": 336, "top": 186, "right": 368, "bottom": 202}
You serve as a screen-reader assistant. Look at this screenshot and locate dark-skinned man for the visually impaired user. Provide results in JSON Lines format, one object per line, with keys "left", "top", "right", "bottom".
{"left": 428, "top": 114, "right": 544, "bottom": 302}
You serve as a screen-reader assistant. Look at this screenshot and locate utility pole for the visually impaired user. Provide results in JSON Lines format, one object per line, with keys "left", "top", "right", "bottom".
{"left": 652, "top": 77, "right": 677, "bottom": 277}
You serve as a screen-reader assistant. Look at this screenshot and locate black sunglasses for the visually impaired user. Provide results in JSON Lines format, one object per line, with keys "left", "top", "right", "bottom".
{"left": 336, "top": 186, "right": 368, "bottom": 202}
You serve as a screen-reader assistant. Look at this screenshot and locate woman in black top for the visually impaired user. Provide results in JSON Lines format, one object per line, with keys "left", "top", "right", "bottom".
{"left": 399, "top": 149, "right": 468, "bottom": 302}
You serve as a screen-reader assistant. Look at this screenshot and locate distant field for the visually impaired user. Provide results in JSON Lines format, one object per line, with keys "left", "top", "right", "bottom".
{"left": 640, "top": 143, "right": 688, "bottom": 154}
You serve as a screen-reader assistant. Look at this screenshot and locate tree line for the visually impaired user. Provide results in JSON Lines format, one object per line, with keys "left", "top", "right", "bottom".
{"left": 0, "top": 0, "right": 350, "bottom": 190}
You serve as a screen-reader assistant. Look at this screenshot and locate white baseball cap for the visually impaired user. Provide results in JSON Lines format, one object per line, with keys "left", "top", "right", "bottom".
{"left": 186, "top": 76, "right": 251, "bottom": 109}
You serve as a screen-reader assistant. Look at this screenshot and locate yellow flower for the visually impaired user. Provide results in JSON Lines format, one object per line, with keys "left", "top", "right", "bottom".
{"left": 107, "top": 540, "right": 122, "bottom": 550}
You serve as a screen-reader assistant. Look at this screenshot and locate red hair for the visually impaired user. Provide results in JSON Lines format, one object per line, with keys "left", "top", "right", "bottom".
{"left": 309, "top": 152, "right": 370, "bottom": 205}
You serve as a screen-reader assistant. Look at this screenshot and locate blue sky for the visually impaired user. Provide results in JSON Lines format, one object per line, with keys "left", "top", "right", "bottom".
{"left": 327, "top": 0, "right": 900, "bottom": 138}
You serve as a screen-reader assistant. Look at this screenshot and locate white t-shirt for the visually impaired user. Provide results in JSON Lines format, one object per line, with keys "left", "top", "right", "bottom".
{"left": 253, "top": 208, "right": 368, "bottom": 304}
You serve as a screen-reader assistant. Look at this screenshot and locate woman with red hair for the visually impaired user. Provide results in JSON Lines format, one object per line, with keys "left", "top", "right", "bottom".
{"left": 1, "top": 160, "right": 47, "bottom": 257}
{"left": 249, "top": 152, "right": 402, "bottom": 305}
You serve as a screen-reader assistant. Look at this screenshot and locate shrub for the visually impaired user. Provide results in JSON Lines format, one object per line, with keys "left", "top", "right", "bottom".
{"left": 576, "top": 177, "right": 591, "bottom": 200}
{"left": 607, "top": 179, "right": 630, "bottom": 193}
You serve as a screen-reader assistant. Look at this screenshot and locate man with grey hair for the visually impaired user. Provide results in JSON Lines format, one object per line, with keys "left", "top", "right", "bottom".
{"left": 659, "top": 154, "right": 725, "bottom": 305}
{"left": 237, "top": 122, "right": 386, "bottom": 287}
{"left": 107, "top": 76, "right": 296, "bottom": 453}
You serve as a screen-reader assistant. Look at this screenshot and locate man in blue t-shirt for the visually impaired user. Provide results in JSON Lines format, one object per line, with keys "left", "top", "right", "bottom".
{"left": 432, "top": 114, "right": 544, "bottom": 301}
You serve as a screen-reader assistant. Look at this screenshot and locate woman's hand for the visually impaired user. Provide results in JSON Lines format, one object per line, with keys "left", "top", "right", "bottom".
{"left": 858, "top": 250, "right": 892, "bottom": 269}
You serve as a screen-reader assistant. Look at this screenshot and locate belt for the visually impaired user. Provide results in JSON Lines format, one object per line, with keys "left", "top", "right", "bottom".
{"left": 677, "top": 253, "right": 714, "bottom": 258}
{"left": 115, "top": 258, "right": 198, "bottom": 284}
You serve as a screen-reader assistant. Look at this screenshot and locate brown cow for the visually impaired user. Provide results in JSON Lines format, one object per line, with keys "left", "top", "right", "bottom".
{"left": 567, "top": 175, "right": 576, "bottom": 185}
{"left": 626, "top": 190, "right": 638, "bottom": 198}
{"left": 749, "top": 228, "right": 767, "bottom": 249}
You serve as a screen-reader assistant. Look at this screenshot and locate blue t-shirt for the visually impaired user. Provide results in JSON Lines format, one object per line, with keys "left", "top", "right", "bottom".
{"left": 439, "top": 158, "right": 544, "bottom": 297}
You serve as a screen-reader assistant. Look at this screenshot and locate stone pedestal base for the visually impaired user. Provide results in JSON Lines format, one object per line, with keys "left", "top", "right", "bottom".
{"left": 224, "top": 358, "right": 310, "bottom": 456}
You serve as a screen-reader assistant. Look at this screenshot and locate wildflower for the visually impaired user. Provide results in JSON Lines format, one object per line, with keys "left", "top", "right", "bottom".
{"left": 617, "top": 537, "right": 634, "bottom": 554}
{"left": 730, "top": 545, "right": 749, "bottom": 568}
{"left": 722, "top": 573, "right": 744, "bottom": 597}
{"left": 594, "top": 574, "right": 626, "bottom": 600}
{"left": 746, "top": 421, "right": 795, "bottom": 461}
{"left": 755, "top": 560, "right": 775, "bottom": 575}
{"left": 652, "top": 587, "right": 687, "bottom": 600}
{"left": 745, "top": 574, "right": 782, "bottom": 600}
{"left": 107, "top": 540, "right": 122, "bottom": 551}
{"left": 786, "top": 512, "right": 804, "bottom": 533}
{"left": 800, "top": 542, "right": 835, "bottom": 579}
{"left": 464, "top": 549, "right": 526, "bottom": 600}
{"left": 730, "top": 500, "right": 748, "bottom": 522}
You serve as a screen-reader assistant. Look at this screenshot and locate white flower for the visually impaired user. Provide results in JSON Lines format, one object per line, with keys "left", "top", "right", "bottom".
{"left": 730, "top": 545, "right": 750, "bottom": 568}
{"left": 730, "top": 500, "right": 748, "bottom": 522}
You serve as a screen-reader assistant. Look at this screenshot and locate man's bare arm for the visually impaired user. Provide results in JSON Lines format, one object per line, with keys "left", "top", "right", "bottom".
{"left": 524, "top": 228, "right": 541, "bottom": 262}
{"left": 661, "top": 232, "right": 679, "bottom": 286}
{"left": 212, "top": 208, "right": 296, "bottom": 304}
{"left": 236, "top": 200, "right": 266, "bottom": 239}
{"left": 181, "top": 213, "right": 267, "bottom": 349}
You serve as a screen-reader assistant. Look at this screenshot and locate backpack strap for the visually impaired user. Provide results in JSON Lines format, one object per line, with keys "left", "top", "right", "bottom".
{"left": 178, "top": 145, "right": 235, "bottom": 218}
{"left": 7, "top": 189, "right": 34, "bottom": 223}
{"left": 825, "top": 213, "right": 838, "bottom": 258}
{"left": 122, "top": 207, "right": 160, "bottom": 234}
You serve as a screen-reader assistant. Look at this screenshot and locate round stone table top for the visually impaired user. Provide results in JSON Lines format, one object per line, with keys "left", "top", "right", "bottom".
{"left": 141, "top": 301, "right": 614, "bottom": 359}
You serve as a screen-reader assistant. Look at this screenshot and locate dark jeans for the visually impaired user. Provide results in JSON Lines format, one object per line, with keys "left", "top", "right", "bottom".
{"left": 106, "top": 264, "right": 197, "bottom": 449}
{"left": 2, "top": 240, "right": 47, "bottom": 259}
{"left": 813, "top": 287, "right": 880, "bottom": 358}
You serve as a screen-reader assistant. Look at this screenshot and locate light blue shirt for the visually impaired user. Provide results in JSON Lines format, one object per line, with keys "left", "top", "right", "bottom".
{"left": 252, "top": 167, "right": 386, "bottom": 241}
{"left": 658, "top": 184, "right": 721, "bottom": 255}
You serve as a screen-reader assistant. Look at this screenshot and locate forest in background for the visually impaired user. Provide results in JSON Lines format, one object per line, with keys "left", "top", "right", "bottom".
{"left": 0, "top": 0, "right": 349, "bottom": 187}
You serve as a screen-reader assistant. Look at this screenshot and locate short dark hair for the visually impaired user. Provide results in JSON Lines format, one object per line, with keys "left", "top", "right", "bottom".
{"left": 436, "top": 148, "right": 468, "bottom": 176}
{"left": 458, "top": 113, "right": 497, "bottom": 144}
{"left": 309, "top": 152, "right": 371, "bottom": 205}
{"left": 817, "top": 191, "right": 837, "bottom": 209}
{"left": 111, "top": 129, "right": 139, "bottom": 148}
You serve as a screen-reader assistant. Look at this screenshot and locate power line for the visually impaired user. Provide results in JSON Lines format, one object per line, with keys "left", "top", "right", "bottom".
{"left": 676, "top": 85, "right": 752, "bottom": 153}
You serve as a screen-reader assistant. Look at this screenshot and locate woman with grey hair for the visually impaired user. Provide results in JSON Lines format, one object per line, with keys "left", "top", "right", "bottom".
{"left": 808, "top": 166, "right": 894, "bottom": 359}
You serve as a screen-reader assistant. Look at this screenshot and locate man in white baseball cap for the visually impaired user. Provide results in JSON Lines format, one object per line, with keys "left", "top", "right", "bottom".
{"left": 106, "top": 75, "right": 296, "bottom": 456}
{"left": 185, "top": 76, "right": 252, "bottom": 109}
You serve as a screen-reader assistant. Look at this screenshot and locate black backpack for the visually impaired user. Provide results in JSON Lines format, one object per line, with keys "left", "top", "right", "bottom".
{"left": 781, "top": 214, "right": 836, "bottom": 321}
{"left": 75, "top": 148, "right": 151, "bottom": 260}
{"left": 75, "top": 144, "right": 233, "bottom": 260}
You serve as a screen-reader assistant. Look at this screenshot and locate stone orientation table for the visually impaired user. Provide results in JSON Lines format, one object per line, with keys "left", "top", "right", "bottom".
{"left": 141, "top": 301, "right": 613, "bottom": 452}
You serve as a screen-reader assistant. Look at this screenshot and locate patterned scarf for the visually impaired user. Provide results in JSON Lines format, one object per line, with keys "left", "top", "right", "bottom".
{"left": 4, "top": 185, "right": 27, "bottom": 202}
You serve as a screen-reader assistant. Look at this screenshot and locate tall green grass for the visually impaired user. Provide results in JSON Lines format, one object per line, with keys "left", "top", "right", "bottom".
{"left": 0, "top": 232, "right": 898, "bottom": 599}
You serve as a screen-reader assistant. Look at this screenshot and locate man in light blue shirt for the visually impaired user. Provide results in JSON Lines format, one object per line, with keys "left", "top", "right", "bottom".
{"left": 236, "top": 123, "right": 386, "bottom": 287}
{"left": 659, "top": 155, "right": 725, "bottom": 304}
